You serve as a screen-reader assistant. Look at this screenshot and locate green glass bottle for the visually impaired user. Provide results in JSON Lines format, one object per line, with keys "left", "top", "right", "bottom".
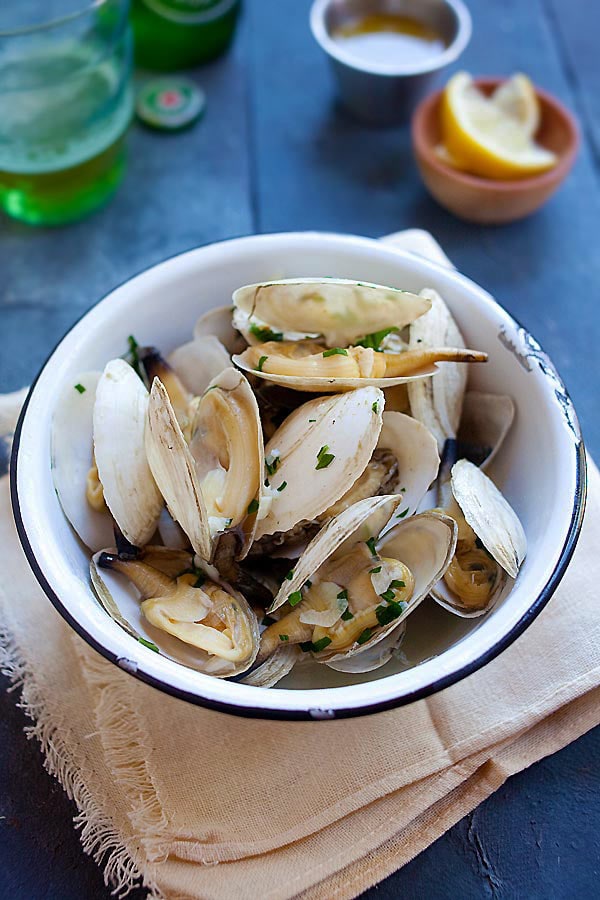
{"left": 131, "top": 0, "right": 241, "bottom": 70}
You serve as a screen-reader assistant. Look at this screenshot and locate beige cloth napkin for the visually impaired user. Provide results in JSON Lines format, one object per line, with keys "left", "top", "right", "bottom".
{"left": 1, "top": 231, "right": 598, "bottom": 900}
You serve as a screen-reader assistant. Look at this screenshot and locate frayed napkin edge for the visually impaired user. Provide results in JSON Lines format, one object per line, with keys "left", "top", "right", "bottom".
{"left": 0, "top": 607, "right": 163, "bottom": 900}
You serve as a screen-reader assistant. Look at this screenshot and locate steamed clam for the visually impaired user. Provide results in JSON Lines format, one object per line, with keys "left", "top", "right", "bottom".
{"left": 145, "top": 366, "right": 264, "bottom": 561}
{"left": 50, "top": 271, "right": 528, "bottom": 688}
{"left": 52, "top": 372, "right": 115, "bottom": 551}
{"left": 251, "top": 396, "right": 440, "bottom": 556}
{"left": 432, "top": 459, "right": 527, "bottom": 617}
{"left": 92, "top": 548, "right": 259, "bottom": 676}
{"left": 457, "top": 391, "right": 515, "bottom": 470}
{"left": 253, "top": 387, "right": 385, "bottom": 547}
{"left": 93, "top": 358, "right": 164, "bottom": 548}
{"left": 232, "top": 278, "right": 431, "bottom": 347}
{"left": 194, "top": 304, "right": 247, "bottom": 355}
{"left": 407, "top": 288, "right": 469, "bottom": 452}
{"left": 168, "top": 336, "right": 231, "bottom": 397}
{"left": 257, "top": 496, "right": 456, "bottom": 671}
{"left": 232, "top": 278, "right": 487, "bottom": 392}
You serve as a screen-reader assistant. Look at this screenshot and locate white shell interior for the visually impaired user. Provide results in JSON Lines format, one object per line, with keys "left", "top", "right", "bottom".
{"left": 15, "top": 233, "right": 581, "bottom": 717}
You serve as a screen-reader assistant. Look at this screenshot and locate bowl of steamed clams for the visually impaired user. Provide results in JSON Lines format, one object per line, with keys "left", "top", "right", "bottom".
{"left": 12, "top": 233, "right": 585, "bottom": 719}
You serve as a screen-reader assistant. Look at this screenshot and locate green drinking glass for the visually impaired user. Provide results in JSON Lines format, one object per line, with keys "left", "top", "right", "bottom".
{"left": 0, "top": 0, "right": 133, "bottom": 226}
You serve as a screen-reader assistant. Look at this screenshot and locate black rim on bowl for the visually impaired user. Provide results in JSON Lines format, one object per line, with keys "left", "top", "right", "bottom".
{"left": 10, "top": 235, "right": 588, "bottom": 720}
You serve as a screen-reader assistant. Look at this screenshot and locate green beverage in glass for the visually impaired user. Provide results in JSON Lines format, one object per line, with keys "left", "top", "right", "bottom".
{"left": 0, "top": 1, "right": 133, "bottom": 226}
{"left": 131, "top": 0, "right": 240, "bottom": 71}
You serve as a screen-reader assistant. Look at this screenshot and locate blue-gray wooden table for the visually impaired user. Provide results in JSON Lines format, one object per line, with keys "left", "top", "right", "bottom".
{"left": 2, "top": 1, "right": 599, "bottom": 897}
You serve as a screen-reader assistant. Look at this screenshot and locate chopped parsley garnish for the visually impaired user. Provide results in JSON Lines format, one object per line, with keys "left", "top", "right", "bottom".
{"left": 341, "top": 608, "right": 354, "bottom": 621}
{"left": 356, "top": 327, "right": 399, "bottom": 352}
{"left": 366, "top": 537, "right": 377, "bottom": 556}
{"left": 250, "top": 323, "right": 283, "bottom": 342}
{"left": 265, "top": 453, "right": 281, "bottom": 476}
{"left": 397, "top": 508, "right": 409, "bottom": 518}
{"left": 247, "top": 498, "right": 260, "bottom": 515}
{"left": 400, "top": 487, "right": 406, "bottom": 492}
{"left": 127, "top": 335, "right": 143, "bottom": 379}
{"left": 312, "top": 636, "right": 332, "bottom": 653}
{"left": 285, "top": 569, "right": 294, "bottom": 581}
{"left": 372, "top": 401, "right": 379, "bottom": 414}
{"left": 375, "top": 600, "right": 405, "bottom": 626}
{"left": 356, "top": 628, "right": 372, "bottom": 645}
{"left": 316, "top": 445, "right": 335, "bottom": 470}
{"left": 279, "top": 634, "right": 289, "bottom": 641}
{"left": 262, "top": 615, "right": 276, "bottom": 627}
{"left": 256, "top": 355, "right": 268, "bottom": 372}
{"left": 379, "top": 588, "right": 396, "bottom": 602}
{"left": 304, "top": 579, "right": 313, "bottom": 589}
{"left": 323, "top": 347, "right": 348, "bottom": 357}
{"left": 369, "top": 566, "right": 382, "bottom": 574}
{"left": 308, "top": 418, "right": 316, "bottom": 423}
{"left": 299, "top": 641, "right": 313, "bottom": 653}
{"left": 138, "top": 637, "right": 159, "bottom": 653}
{"left": 336, "top": 589, "right": 348, "bottom": 601}
{"left": 183, "top": 563, "right": 206, "bottom": 583}
{"left": 277, "top": 481, "right": 288, "bottom": 492}
{"left": 390, "top": 579, "right": 405, "bottom": 590}
{"left": 74, "top": 383, "right": 86, "bottom": 394}
{"left": 288, "top": 591, "right": 303, "bottom": 607}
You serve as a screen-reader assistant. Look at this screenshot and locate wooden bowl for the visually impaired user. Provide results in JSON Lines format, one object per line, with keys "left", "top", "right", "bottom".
{"left": 411, "top": 77, "right": 580, "bottom": 224}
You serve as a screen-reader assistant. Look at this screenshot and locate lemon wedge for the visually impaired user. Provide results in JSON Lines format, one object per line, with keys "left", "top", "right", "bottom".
{"left": 492, "top": 73, "right": 540, "bottom": 138}
{"left": 441, "top": 72, "right": 557, "bottom": 180}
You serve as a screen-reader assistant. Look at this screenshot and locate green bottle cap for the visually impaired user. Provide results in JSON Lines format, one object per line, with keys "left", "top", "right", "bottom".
{"left": 136, "top": 78, "right": 206, "bottom": 131}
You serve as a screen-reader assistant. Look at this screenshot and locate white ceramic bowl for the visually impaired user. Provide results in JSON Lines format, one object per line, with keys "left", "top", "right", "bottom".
{"left": 11, "top": 232, "right": 586, "bottom": 720}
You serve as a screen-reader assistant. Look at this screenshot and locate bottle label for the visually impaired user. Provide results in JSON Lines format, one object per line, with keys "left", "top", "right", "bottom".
{"left": 142, "top": 0, "right": 238, "bottom": 24}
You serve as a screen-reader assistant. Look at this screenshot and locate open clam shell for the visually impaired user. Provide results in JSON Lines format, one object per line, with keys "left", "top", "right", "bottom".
{"left": 431, "top": 460, "right": 527, "bottom": 618}
{"left": 317, "top": 509, "right": 457, "bottom": 665}
{"left": 232, "top": 346, "right": 444, "bottom": 393}
{"left": 457, "top": 391, "right": 515, "bottom": 471}
{"left": 157, "top": 507, "right": 190, "bottom": 550}
{"left": 93, "top": 359, "right": 163, "bottom": 548}
{"left": 377, "top": 411, "right": 440, "bottom": 523}
{"left": 145, "top": 368, "right": 264, "bottom": 561}
{"left": 146, "top": 377, "right": 212, "bottom": 560}
{"left": 266, "top": 495, "right": 456, "bottom": 668}
{"left": 189, "top": 366, "right": 264, "bottom": 558}
{"left": 232, "top": 278, "right": 431, "bottom": 348}
{"left": 168, "top": 335, "right": 231, "bottom": 397}
{"left": 324, "top": 623, "right": 407, "bottom": 674}
{"left": 407, "top": 288, "right": 468, "bottom": 452}
{"left": 240, "top": 644, "right": 301, "bottom": 687}
{"left": 194, "top": 305, "right": 246, "bottom": 355}
{"left": 91, "top": 549, "right": 260, "bottom": 678}
{"left": 51, "top": 372, "right": 115, "bottom": 551}
{"left": 318, "top": 410, "right": 439, "bottom": 526}
{"left": 452, "top": 460, "right": 526, "bottom": 579}
{"left": 254, "top": 387, "right": 384, "bottom": 542}
{"left": 268, "top": 495, "right": 401, "bottom": 614}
